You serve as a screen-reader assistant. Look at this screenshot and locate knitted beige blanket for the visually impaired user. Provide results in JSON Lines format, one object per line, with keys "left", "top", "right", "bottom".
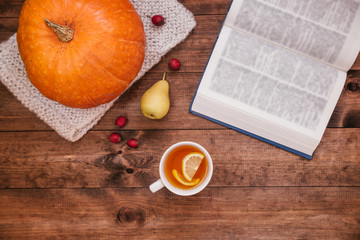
{"left": 0, "top": 0, "right": 196, "bottom": 142}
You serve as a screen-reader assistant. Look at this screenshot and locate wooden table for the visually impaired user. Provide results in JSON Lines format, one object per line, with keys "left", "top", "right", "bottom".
{"left": 1, "top": 1, "right": 360, "bottom": 239}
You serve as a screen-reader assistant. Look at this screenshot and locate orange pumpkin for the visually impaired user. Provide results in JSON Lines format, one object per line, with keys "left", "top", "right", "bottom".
{"left": 17, "top": 0, "right": 146, "bottom": 108}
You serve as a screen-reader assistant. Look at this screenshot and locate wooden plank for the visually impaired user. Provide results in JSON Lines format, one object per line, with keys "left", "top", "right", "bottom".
{"left": 0, "top": 0, "right": 24, "bottom": 5}
{"left": 1, "top": 14, "right": 360, "bottom": 70}
{"left": 0, "top": 72, "right": 221, "bottom": 132}
{"left": 0, "top": 18, "right": 18, "bottom": 32}
{"left": 0, "top": 187, "right": 359, "bottom": 239}
{"left": 333, "top": 70, "right": 360, "bottom": 127}
{"left": 0, "top": 5, "right": 21, "bottom": 17}
{"left": 0, "top": 129, "right": 359, "bottom": 189}
{"left": 351, "top": 57, "right": 360, "bottom": 71}
{"left": 0, "top": 32, "right": 15, "bottom": 41}
{"left": 0, "top": 0, "right": 360, "bottom": 70}
{"left": 1, "top": 15, "right": 360, "bottom": 132}
{"left": 1, "top": 70, "right": 360, "bottom": 132}
{"left": 182, "top": 0, "right": 232, "bottom": 15}
{"left": 0, "top": 7, "right": 225, "bottom": 35}
{"left": 0, "top": 2, "right": 359, "bottom": 239}
{"left": 0, "top": 14, "right": 223, "bottom": 40}
{"left": 1, "top": 0, "right": 232, "bottom": 15}
{"left": 0, "top": 0, "right": 232, "bottom": 15}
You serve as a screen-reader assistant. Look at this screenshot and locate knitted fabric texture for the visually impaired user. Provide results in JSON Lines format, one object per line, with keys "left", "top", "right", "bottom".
{"left": 0, "top": 0, "right": 196, "bottom": 142}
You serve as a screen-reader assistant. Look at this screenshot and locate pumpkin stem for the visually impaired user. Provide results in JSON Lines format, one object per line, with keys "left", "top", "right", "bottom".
{"left": 45, "top": 19, "right": 73, "bottom": 42}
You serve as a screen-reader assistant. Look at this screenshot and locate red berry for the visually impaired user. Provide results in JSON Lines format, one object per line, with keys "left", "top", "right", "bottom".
{"left": 152, "top": 15, "right": 165, "bottom": 26}
{"left": 168, "top": 58, "right": 181, "bottom": 70}
{"left": 115, "top": 116, "right": 127, "bottom": 127}
{"left": 127, "top": 138, "right": 139, "bottom": 148}
{"left": 109, "top": 133, "right": 121, "bottom": 143}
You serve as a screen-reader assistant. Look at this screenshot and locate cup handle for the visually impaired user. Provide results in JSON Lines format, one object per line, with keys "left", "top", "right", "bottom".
{"left": 149, "top": 179, "right": 165, "bottom": 193}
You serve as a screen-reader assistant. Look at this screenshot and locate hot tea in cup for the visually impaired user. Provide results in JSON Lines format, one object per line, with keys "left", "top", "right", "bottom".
{"left": 149, "top": 141, "right": 213, "bottom": 196}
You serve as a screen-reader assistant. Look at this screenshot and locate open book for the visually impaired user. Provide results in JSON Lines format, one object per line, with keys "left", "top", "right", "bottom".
{"left": 190, "top": 0, "right": 360, "bottom": 159}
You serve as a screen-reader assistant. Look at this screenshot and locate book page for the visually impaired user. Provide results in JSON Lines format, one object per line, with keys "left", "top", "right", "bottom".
{"left": 196, "top": 27, "right": 346, "bottom": 140}
{"left": 192, "top": 93, "right": 318, "bottom": 156}
{"left": 225, "top": 0, "right": 360, "bottom": 71}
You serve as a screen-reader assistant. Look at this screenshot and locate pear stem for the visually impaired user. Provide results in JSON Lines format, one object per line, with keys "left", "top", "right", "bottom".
{"left": 162, "top": 72, "right": 166, "bottom": 81}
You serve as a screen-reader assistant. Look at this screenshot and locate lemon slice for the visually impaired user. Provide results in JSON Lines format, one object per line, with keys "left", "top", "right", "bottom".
{"left": 182, "top": 152, "right": 204, "bottom": 181}
{"left": 172, "top": 169, "right": 200, "bottom": 186}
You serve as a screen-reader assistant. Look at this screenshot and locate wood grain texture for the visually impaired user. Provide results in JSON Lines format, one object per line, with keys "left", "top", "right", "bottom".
{"left": 1, "top": 9, "right": 360, "bottom": 71}
{"left": 0, "top": 14, "right": 359, "bottom": 131}
{"left": 0, "top": 187, "right": 359, "bottom": 240}
{"left": 0, "top": 129, "right": 359, "bottom": 189}
{"left": 1, "top": 70, "right": 360, "bottom": 132}
{"left": 0, "top": 0, "right": 359, "bottom": 239}
{"left": 0, "top": 0, "right": 24, "bottom": 5}
{"left": 0, "top": 5, "right": 21, "bottom": 17}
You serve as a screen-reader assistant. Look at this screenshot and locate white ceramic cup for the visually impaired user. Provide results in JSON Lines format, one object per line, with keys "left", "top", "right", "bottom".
{"left": 149, "top": 141, "right": 213, "bottom": 196}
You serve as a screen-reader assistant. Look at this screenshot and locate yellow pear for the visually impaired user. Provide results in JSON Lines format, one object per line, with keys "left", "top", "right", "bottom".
{"left": 140, "top": 72, "right": 170, "bottom": 119}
